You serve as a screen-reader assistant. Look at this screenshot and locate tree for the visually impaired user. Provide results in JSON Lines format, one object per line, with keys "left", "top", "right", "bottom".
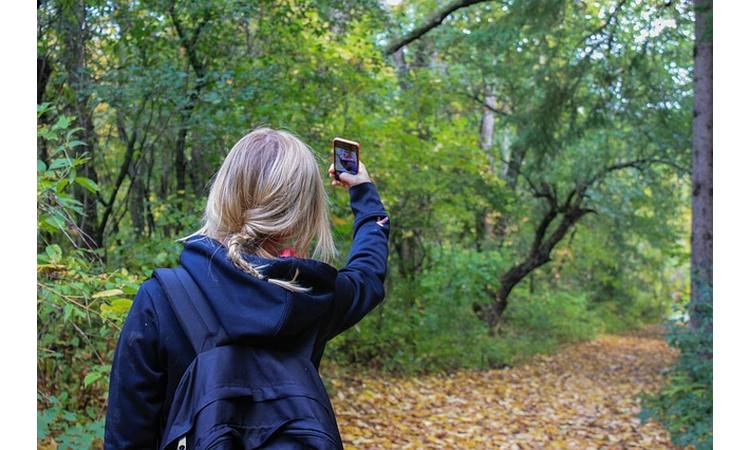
{"left": 689, "top": 0, "right": 712, "bottom": 331}
{"left": 385, "top": 0, "right": 692, "bottom": 329}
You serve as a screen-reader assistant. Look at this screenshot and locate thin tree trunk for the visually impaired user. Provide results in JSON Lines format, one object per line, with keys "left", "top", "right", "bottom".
{"left": 37, "top": 56, "right": 52, "bottom": 105}
{"left": 145, "top": 144, "right": 157, "bottom": 237}
{"left": 169, "top": 4, "right": 210, "bottom": 195}
{"left": 689, "top": 0, "right": 712, "bottom": 330}
{"left": 129, "top": 162, "right": 146, "bottom": 237}
{"left": 189, "top": 131, "right": 208, "bottom": 194}
{"left": 37, "top": 56, "right": 53, "bottom": 164}
{"left": 175, "top": 126, "right": 188, "bottom": 192}
{"left": 480, "top": 95, "right": 496, "bottom": 154}
{"left": 480, "top": 93, "right": 497, "bottom": 241}
{"left": 60, "top": 2, "right": 99, "bottom": 247}
{"left": 391, "top": 47, "right": 409, "bottom": 90}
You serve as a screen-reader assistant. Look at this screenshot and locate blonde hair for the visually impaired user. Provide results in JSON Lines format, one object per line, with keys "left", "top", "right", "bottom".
{"left": 187, "top": 127, "right": 336, "bottom": 292}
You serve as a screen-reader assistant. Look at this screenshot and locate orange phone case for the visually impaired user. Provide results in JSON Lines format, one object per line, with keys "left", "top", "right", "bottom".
{"left": 332, "top": 137, "right": 360, "bottom": 175}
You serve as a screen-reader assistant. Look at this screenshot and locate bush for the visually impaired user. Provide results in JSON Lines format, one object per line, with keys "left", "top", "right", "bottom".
{"left": 641, "top": 304, "right": 712, "bottom": 450}
{"left": 327, "top": 246, "right": 507, "bottom": 373}
{"left": 492, "top": 290, "right": 603, "bottom": 364}
{"left": 326, "top": 245, "right": 652, "bottom": 372}
{"left": 37, "top": 105, "right": 142, "bottom": 448}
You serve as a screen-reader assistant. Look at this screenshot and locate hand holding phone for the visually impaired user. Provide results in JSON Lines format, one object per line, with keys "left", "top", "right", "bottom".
{"left": 328, "top": 161, "right": 371, "bottom": 190}
{"left": 328, "top": 138, "right": 371, "bottom": 190}
{"left": 330, "top": 137, "right": 371, "bottom": 189}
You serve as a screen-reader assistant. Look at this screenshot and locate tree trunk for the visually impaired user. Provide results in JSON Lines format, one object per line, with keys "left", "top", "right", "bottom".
{"left": 189, "top": 131, "right": 208, "bottom": 194}
{"left": 159, "top": 141, "right": 171, "bottom": 200}
{"left": 37, "top": 56, "right": 52, "bottom": 105}
{"left": 487, "top": 200, "right": 593, "bottom": 331}
{"left": 129, "top": 163, "right": 146, "bottom": 237}
{"left": 480, "top": 95, "right": 496, "bottom": 154}
{"left": 60, "top": 2, "right": 100, "bottom": 247}
{"left": 175, "top": 125, "right": 188, "bottom": 193}
{"left": 480, "top": 93, "right": 497, "bottom": 241}
{"left": 689, "top": 0, "right": 712, "bottom": 330}
{"left": 391, "top": 47, "right": 409, "bottom": 90}
{"left": 169, "top": 5, "right": 210, "bottom": 195}
{"left": 37, "top": 56, "right": 53, "bottom": 164}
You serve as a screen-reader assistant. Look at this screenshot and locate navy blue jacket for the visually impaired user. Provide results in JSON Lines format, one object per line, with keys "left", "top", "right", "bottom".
{"left": 104, "top": 182, "right": 389, "bottom": 449}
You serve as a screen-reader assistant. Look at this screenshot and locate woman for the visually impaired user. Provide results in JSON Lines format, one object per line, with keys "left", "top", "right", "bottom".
{"left": 104, "top": 128, "right": 389, "bottom": 449}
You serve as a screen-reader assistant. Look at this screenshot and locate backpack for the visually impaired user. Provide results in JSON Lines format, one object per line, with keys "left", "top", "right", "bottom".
{"left": 153, "top": 267, "right": 343, "bottom": 450}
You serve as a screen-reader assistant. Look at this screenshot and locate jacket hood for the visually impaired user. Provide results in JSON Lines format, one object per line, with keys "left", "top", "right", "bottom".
{"left": 179, "top": 235, "right": 338, "bottom": 344}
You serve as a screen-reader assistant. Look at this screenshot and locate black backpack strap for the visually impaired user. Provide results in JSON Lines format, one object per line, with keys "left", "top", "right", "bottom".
{"left": 154, "top": 267, "right": 229, "bottom": 353}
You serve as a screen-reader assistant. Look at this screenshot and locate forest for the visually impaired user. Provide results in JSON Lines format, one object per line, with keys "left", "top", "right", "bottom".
{"left": 37, "top": 0, "right": 712, "bottom": 448}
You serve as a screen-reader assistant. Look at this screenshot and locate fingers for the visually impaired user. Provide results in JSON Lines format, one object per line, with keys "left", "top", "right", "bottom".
{"left": 328, "top": 164, "right": 342, "bottom": 186}
{"left": 328, "top": 161, "right": 371, "bottom": 189}
{"left": 338, "top": 171, "right": 356, "bottom": 185}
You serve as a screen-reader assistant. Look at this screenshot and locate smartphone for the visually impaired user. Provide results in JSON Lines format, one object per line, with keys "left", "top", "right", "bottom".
{"left": 332, "top": 137, "right": 360, "bottom": 177}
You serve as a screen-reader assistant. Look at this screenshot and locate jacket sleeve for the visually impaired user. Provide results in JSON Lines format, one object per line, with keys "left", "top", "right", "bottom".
{"left": 104, "top": 281, "right": 166, "bottom": 449}
{"left": 326, "top": 182, "right": 390, "bottom": 339}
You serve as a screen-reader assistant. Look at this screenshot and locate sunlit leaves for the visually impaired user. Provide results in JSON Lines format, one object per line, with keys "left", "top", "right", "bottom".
{"left": 90, "top": 289, "right": 124, "bottom": 299}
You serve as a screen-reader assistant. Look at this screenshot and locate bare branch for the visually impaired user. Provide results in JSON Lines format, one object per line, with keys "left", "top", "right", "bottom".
{"left": 462, "top": 91, "right": 512, "bottom": 115}
{"left": 583, "top": 157, "right": 666, "bottom": 193}
{"left": 385, "top": 0, "right": 494, "bottom": 55}
{"left": 168, "top": 2, "right": 210, "bottom": 79}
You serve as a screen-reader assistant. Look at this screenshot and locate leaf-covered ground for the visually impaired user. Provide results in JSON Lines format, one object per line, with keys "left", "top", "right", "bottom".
{"left": 326, "top": 327, "right": 679, "bottom": 449}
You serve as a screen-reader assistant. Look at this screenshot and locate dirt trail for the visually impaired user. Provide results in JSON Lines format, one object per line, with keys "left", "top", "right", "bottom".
{"left": 326, "top": 327, "right": 679, "bottom": 449}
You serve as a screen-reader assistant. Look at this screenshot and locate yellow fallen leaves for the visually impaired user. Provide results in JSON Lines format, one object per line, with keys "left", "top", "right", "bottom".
{"left": 37, "top": 438, "right": 57, "bottom": 450}
{"left": 323, "top": 327, "right": 679, "bottom": 449}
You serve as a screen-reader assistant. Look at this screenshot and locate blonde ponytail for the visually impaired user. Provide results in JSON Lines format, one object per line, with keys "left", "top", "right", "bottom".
{"left": 184, "top": 127, "right": 336, "bottom": 292}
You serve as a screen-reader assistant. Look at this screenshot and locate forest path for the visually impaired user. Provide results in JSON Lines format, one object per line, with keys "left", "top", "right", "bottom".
{"left": 327, "top": 326, "right": 679, "bottom": 449}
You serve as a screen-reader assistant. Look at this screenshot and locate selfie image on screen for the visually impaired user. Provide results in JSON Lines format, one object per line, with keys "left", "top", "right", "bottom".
{"left": 335, "top": 147, "right": 357, "bottom": 174}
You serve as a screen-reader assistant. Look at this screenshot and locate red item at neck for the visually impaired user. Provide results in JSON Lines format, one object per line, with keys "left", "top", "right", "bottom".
{"left": 279, "top": 248, "right": 297, "bottom": 257}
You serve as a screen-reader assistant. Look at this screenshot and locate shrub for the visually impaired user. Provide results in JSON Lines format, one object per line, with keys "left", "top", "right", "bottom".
{"left": 492, "top": 290, "right": 603, "bottom": 364}
{"left": 641, "top": 304, "right": 712, "bottom": 450}
{"left": 37, "top": 104, "right": 141, "bottom": 448}
{"left": 327, "top": 246, "right": 506, "bottom": 373}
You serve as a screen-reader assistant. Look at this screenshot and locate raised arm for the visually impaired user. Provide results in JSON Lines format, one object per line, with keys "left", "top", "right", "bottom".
{"left": 325, "top": 162, "right": 390, "bottom": 338}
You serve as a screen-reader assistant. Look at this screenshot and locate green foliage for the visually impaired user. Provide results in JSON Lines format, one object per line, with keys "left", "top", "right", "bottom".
{"left": 37, "top": 103, "right": 95, "bottom": 237}
{"left": 328, "top": 246, "right": 507, "bottom": 373}
{"left": 37, "top": 0, "right": 700, "bottom": 445}
{"left": 328, "top": 246, "right": 661, "bottom": 372}
{"left": 641, "top": 305, "right": 713, "bottom": 450}
{"left": 37, "top": 104, "right": 144, "bottom": 447}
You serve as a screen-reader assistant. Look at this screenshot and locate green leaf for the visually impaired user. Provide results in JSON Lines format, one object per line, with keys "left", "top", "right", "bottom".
{"left": 74, "top": 177, "right": 99, "bottom": 193}
{"left": 83, "top": 371, "right": 102, "bottom": 387}
{"left": 111, "top": 299, "right": 133, "bottom": 313}
{"left": 37, "top": 102, "right": 53, "bottom": 117}
{"left": 101, "top": 299, "right": 133, "bottom": 316}
{"left": 55, "top": 177, "right": 70, "bottom": 191}
{"left": 37, "top": 160, "right": 47, "bottom": 172}
{"left": 67, "top": 139, "right": 86, "bottom": 148}
{"left": 52, "top": 115, "right": 72, "bottom": 131}
{"left": 45, "top": 244, "right": 62, "bottom": 263}
{"left": 63, "top": 303, "right": 73, "bottom": 321}
{"left": 91, "top": 289, "right": 124, "bottom": 299}
{"left": 41, "top": 214, "right": 67, "bottom": 233}
{"left": 48, "top": 158, "right": 72, "bottom": 170}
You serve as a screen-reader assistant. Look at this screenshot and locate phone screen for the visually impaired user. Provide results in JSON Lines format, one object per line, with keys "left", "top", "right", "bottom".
{"left": 334, "top": 142, "right": 359, "bottom": 175}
